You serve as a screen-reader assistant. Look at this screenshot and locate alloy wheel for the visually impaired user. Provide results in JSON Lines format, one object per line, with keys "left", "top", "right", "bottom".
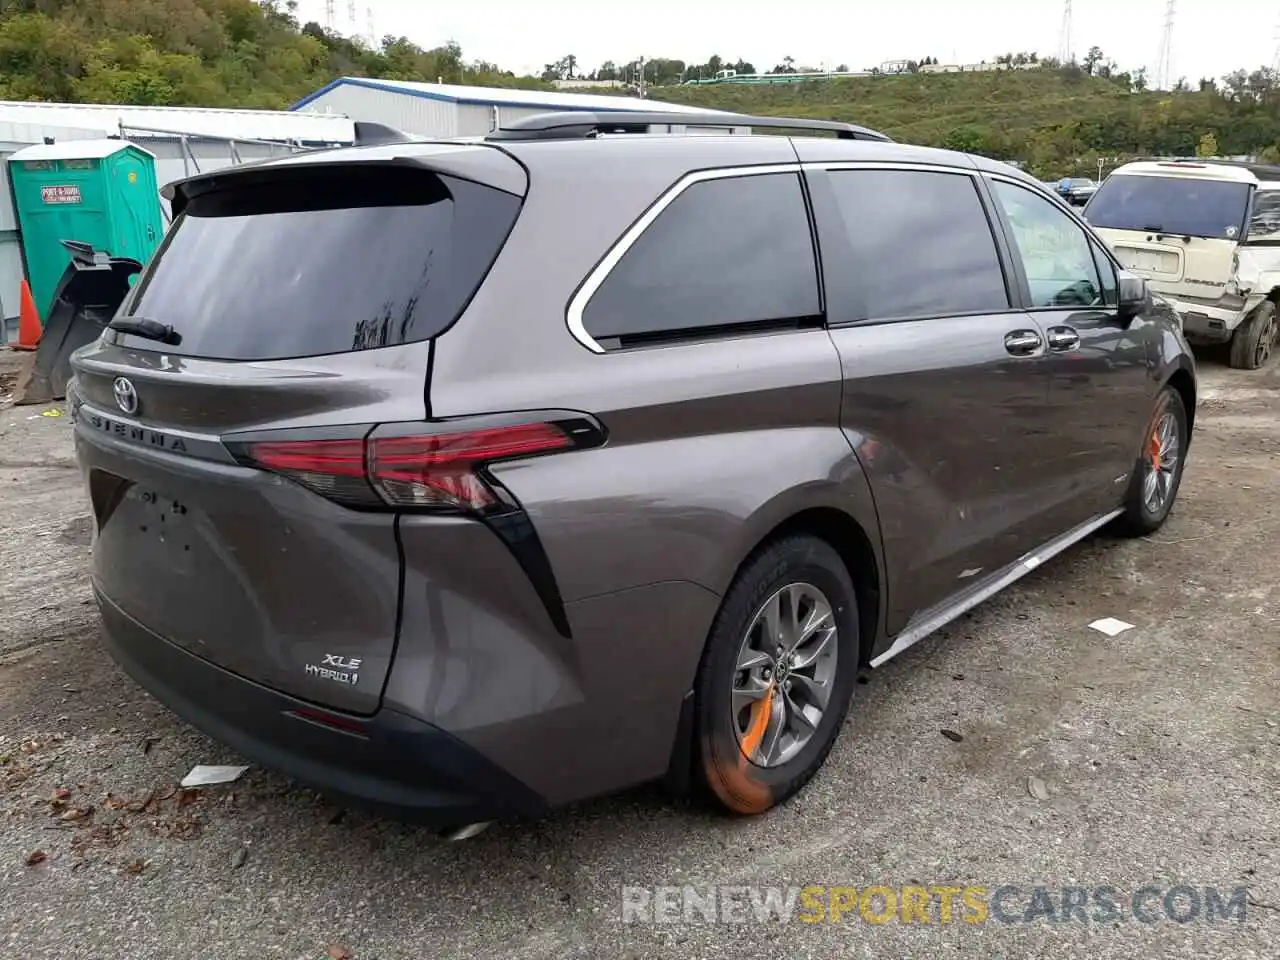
{"left": 730, "top": 582, "right": 839, "bottom": 767}
{"left": 1142, "top": 410, "right": 1181, "bottom": 515}
{"left": 1256, "top": 311, "right": 1277, "bottom": 367}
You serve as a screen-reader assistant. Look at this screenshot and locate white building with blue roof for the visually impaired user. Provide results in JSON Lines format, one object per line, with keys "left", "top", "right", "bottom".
{"left": 290, "top": 77, "right": 722, "bottom": 139}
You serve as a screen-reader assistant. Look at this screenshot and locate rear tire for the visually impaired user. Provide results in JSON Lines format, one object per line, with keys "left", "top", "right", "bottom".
{"left": 692, "top": 536, "right": 859, "bottom": 816}
{"left": 1229, "top": 300, "right": 1277, "bottom": 370}
{"left": 1113, "top": 385, "right": 1188, "bottom": 537}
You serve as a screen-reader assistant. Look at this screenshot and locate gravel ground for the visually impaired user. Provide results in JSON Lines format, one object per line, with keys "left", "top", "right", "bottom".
{"left": 0, "top": 350, "right": 1276, "bottom": 959}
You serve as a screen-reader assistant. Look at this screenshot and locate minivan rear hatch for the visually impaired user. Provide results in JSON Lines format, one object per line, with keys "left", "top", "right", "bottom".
{"left": 71, "top": 150, "right": 526, "bottom": 714}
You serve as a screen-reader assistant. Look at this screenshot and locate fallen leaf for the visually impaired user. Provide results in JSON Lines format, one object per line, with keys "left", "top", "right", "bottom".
{"left": 175, "top": 788, "right": 202, "bottom": 808}
{"left": 1027, "top": 776, "right": 1050, "bottom": 801}
{"left": 231, "top": 847, "right": 248, "bottom": 869}
{"left": 122, "top": 858, "right": 147, "bottom": 875}
{"left": 124, "top": 789, "right": 155, "bottom": 814}
{"left": 103, "top": 794, "right": 127, "bottom": 811}
{"left": 940, "top": 729, "right": 964, "bottom": 743}
{"left": 52, "top": 787, "right": 72, "bottom": 802}
{"left": 326, "top": 945, "right": 353, "bottom": 960}
{"left": 59, "top": 806, "right": 93, "bottom": 822}
{"left": 25, "top": 850, "right": 47, "bottom": 866}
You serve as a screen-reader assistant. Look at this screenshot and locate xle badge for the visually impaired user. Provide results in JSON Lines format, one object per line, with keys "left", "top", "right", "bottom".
{"left": 306, "top": 654, "right": 363, "bottom": 686}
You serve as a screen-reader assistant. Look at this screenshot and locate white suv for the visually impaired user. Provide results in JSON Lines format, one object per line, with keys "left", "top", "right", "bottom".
{"left": 1085, "top": 159, "right": 1280, "bottom": 369}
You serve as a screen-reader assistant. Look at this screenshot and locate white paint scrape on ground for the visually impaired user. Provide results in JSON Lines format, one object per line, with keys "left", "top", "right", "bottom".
{"left": 0, "top": 352, "right": 1276, "bottom": 959}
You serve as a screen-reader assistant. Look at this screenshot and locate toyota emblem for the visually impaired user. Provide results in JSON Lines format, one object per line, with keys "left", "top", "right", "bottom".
{"left": 112, "top": 377, "right": 138, "bottom": 415}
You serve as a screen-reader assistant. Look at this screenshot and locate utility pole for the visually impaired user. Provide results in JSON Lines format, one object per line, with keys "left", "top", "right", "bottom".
{"left": 638, "top": 56, "right": 646, "bottom": 98}
{"left": 1272, "top": 12, "right": 1280, "bottom": 73}
{"left": 366, "top": 5, "right": 376, "bottom": 48}
{"left": 1058, "top": 0, "right": 1073, "bottom": 65}
{"left": 324, "top": 0, "right": 336, "bottom": 31}
{"left": 348, "top": 0, "right": 357, "bottom": 30}
{"left": 1155, "top": 0, "right": 1177, "bottom": 90}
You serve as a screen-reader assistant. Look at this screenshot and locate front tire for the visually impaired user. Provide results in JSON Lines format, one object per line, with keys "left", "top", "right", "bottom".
{"left": 692, "top": 536, "right": 859, "bottom": 816}
{"left": 1113, "top": 385, "right": 1189, "bottom": 537}
{"left": 1229, "top": 300, "right": 1277, "bottom": 370}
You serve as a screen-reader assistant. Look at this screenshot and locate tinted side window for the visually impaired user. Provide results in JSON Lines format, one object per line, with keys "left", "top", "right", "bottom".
{"left": 824, "top": 169, "right": 1010, "bottom": 321}
{"left": 1247, "top": 190, "right": 1280, "bottom": 241}
{"left": 582, "top": 173, "right": 820, "bottom": 344}
{"left": 992, "top": 179, "right": 1103, "bottom": 308}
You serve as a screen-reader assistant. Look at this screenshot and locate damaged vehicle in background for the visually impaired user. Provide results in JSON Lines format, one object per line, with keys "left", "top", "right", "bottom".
{"left": 1085, "top": 159, "right": 1280, "bottom": 369}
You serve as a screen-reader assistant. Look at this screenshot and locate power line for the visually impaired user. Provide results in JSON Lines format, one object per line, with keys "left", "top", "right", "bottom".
{"left": 1155, "top": 0, "right": 1177, "bottom": 89}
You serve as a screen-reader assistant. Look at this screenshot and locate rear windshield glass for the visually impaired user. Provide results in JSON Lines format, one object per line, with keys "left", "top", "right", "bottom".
{"left": 1084, "top": 174, "right": 1249, "bottom": 240}
{"left": 114, "top": 166, "right": 521, "bottom": 361}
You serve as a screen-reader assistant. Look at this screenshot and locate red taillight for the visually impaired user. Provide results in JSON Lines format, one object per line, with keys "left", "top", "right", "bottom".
{"left": 370, "top": 423, "right": 571, "bottom": 509}
{"left": 246, "top": 437, "right": 377, "bottom": 506}
{"left": 239, "top": 421, "right": 579, "bottom": 512}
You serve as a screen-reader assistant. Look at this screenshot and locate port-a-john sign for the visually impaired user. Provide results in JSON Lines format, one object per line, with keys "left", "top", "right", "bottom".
{"left": 41, "top": 185, "right": 82, "bottom": 205}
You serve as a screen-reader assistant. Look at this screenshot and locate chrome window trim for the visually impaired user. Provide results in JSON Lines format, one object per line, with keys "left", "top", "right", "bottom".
{"left": 811, "top": 160, "right": 980, "bottom": 176}
{"left": 565, "top": 163, "right": 803, "bottom": 354}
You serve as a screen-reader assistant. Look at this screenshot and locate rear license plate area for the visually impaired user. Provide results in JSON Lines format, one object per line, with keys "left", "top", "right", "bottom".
{"left": 123, "top": 487, "right": 196, "bottom": 574}
{"left": 1116, "top": 247, "right": 1177, "bottom": 275}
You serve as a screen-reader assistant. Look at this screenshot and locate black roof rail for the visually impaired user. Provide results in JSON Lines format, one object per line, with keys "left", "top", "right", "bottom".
{"left": 484, "top": 110, "right": 892, "bottom": 143}
{"left": 1124, "top": 156, "right": 1280, "bottom": 180}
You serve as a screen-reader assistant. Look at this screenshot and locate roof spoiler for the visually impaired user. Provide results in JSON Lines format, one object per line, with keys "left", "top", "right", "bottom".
{"left": 484, "top": 110, "right": 892, "bottom": 143}
{"left": 352, "top": 121, "right": 411, "bottom": 145}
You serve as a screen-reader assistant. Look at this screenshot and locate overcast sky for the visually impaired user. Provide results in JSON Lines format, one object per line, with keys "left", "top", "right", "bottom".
{"left": 294, "top": 0, "right": 1276, "bottom": 83}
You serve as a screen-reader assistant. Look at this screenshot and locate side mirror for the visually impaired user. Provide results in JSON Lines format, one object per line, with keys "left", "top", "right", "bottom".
{"left": 1117, "top": 270, "right": 1148, "bottom": 319}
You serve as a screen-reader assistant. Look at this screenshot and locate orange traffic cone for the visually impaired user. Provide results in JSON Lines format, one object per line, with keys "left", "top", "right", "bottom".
{"left": 10, "top": 279, "right": 41, "bottom": 351}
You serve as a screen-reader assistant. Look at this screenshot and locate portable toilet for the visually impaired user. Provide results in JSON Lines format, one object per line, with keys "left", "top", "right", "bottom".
{"left": 7, "top": 139, "right": 164, "bottom": 321}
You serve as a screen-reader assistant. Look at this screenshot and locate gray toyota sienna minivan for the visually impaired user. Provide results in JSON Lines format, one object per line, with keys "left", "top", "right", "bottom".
{"left": 69, "top": 111, "right": 1196, "bottom": 830}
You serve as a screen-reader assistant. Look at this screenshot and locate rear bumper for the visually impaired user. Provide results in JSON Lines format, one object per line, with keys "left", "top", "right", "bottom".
{"left": 1157, "top": 294, "right": 1247, "bottom": 342}
{"left": 95, "top": 589, "right": 548, "bottom": 827}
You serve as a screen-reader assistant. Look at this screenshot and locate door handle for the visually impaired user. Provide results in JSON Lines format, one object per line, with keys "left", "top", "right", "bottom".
{"left": 1003, "top": 330, "right": 1044, "bottom": 356}
{"left": 1046, "top": 326, "right": 1081, "bottom": 352}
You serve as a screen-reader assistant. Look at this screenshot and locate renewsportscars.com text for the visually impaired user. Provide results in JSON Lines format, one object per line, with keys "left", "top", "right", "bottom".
{"left": 621, "top": 884, "right": 1250, "bottom": 925}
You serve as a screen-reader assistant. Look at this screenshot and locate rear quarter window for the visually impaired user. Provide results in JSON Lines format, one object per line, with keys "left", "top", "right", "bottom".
{"left": 580, "top": 172, "right": 821, "bottom": 347}
{"left": 114, "top": 165, "right": 521, "bottom": 361}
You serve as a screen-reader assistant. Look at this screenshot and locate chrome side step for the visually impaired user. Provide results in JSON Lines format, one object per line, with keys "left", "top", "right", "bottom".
{"left": 870, "top": 509, "right": 1123, "bottom": 668}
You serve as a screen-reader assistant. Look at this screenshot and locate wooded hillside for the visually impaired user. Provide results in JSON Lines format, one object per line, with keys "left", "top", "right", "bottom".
{"left": 0, "top": 0, "right": 546, "bottom": 109}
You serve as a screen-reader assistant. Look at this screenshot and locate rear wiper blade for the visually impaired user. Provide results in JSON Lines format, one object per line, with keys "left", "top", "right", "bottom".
{"left": 108, "top": 317, "right": 181, "bottom": 345}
